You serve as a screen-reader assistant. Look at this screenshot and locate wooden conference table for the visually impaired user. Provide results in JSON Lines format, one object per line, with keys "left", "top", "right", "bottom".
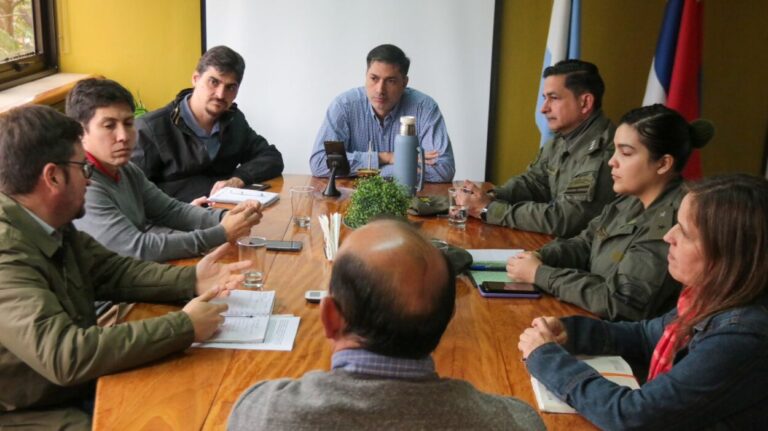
{"left": 93, "top": 174, "right": 596, "bottom": 431}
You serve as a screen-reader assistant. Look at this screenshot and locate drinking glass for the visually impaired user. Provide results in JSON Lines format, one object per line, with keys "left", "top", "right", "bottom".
{"left": 448, "top": 187, "right": 468, "bottom": 228}
{"left": 290, "top": 186, "right": 314, "bottom": 228}
{"left": 237, "top": 236, "right": 267, "bottom": 289}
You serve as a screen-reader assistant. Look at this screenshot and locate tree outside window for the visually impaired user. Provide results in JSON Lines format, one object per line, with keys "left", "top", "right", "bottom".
{"left": 0, "top": 0, "right": 57, "bottom": 90}
{"left": 0, "top": 0, "right": 35, "bottom": 62}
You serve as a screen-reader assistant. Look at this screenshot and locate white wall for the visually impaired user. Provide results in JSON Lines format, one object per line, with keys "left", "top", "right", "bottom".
{"left": 205, "top": 0, "right": 495, "bottom": 181}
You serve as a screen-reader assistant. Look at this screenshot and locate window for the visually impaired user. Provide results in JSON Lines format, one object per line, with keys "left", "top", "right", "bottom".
{"left": 0, "top": 0, "right": 57, "bottom": 90}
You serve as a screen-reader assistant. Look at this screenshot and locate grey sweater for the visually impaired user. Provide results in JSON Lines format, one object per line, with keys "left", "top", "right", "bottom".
{"left": 228, "top": 370, "right": 545, "bottom": 430}
{"left": 74, "top": 162, "right": 227, "bottom": 262}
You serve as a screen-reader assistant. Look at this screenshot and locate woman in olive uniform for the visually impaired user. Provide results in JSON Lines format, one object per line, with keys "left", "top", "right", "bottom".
{"left": 506, "top": 104, "right": 713, "bottom": 321}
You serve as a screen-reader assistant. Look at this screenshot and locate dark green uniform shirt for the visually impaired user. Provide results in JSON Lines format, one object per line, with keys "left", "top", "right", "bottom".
{"left": 486, "top": 112, "right": 616, "bottom": 237}
{"left": 534, "top": 179, "right": 685, "bottom": 321}
{"left": 0, "top": 193, "right": 196, "bottom": 427}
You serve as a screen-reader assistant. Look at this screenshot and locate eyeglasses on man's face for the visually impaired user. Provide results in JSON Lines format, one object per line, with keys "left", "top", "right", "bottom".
{"left": 55, "top": 161, "right": 94, "bottom": 179}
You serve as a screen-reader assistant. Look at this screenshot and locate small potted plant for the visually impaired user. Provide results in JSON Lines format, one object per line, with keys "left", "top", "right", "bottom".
{"left": 345, "top": 176, "right": 410, "bottom": 228}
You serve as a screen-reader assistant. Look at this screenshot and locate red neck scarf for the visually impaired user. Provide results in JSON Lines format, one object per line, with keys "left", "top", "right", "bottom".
{"left": 647, "top": 287, "right": 695, "bottom": 381}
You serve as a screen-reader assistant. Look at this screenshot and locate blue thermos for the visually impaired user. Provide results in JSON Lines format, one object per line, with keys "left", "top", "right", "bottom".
{"left": 393, "top": 116, "right": 424, "bottom": 196}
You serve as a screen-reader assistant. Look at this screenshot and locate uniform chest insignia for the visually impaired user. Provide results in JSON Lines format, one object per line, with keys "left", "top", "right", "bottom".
{"left": 587, "top": 140, "right": 597, "bottom": 152}
{"left": 611, "top": 250, "right": 624, "bottom": 263}
{"left": 648, "top": 208, "right": 674, "bottom": 238}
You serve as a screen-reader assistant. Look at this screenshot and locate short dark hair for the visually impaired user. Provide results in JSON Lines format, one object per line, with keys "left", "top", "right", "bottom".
{"left": 366, "top": 44, "right": 410, "bottom": 76}
{"left": 329, "top": 226, "right": 455, "bottom": 359}
{"left": 0, "top": 105, "right": 83, "bottom": 195}
{"left": 196, "top": 45, "right": 246, "bottom": 83}
{"left": 619, "top": 104, "right": 714, "bottom": 173}
{"left": 543, "top": 59, "right": 605, "bottom": 110}
{"left": 65, "top": 78, "right": 135, "bottom": 126}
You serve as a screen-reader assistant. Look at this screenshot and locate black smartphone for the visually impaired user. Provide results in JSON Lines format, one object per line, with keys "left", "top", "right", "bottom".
{"left": 266, "top": 240, "right": 303, "bottom": 252}
{"left": 244, "top": 183, "right": 270, "bottom": 191}
{"left": 479, "top": 281, "right": 541, "bottom": 299}
{"left": 324, "top": 140, "right": 351, "bottom": 175}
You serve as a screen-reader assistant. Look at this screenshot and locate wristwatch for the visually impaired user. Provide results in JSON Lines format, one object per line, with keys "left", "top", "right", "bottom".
{"left": 480, "top": 204, "right": 490, "bottom": 222}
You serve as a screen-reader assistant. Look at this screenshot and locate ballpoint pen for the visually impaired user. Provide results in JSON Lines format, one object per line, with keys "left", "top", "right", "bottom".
{"left": 469, "top": 264, "right": 507, "bottom": 271}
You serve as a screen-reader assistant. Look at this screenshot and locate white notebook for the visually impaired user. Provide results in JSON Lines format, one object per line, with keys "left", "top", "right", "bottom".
{"left": 208, "top": 187, "right": 280, "bottom": 207}
{"left": 202, "top": 290, "right": 276, "bottom": 344}
{"left": 530, "top": 355, "right": 640, "bottom": 413}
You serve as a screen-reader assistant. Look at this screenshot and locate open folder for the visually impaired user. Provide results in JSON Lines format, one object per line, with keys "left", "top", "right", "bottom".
{"left": 208, "top": 187, "right": 280, "bottom": 207}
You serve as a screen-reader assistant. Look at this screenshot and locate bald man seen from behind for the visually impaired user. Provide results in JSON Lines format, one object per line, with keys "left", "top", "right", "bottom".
{"left": 228, "top": 219, "right": 544, "bottom": 430}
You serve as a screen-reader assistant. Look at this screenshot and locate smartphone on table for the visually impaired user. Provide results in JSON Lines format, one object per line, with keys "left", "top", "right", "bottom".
{"left": 243, "top": 183, "right": 271, "bottom": 191}
{"left": 266, "top": 240, "right": 303, "bottom": 252}
{"left": 479, "top": 281, "right": 541, "bottom": 299}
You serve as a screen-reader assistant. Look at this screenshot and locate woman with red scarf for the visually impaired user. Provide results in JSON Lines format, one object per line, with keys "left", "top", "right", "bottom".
{"left": 519, "top": 174, "right": 768, "bottom": 430}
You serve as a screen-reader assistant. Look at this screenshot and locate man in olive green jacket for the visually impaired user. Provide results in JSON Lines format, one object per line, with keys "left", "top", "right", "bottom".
{"left": 0, "top": 106, "right": 252, "bottom": 429}
{"left": 458, "top": 60, "right": 615, "bottom": 238}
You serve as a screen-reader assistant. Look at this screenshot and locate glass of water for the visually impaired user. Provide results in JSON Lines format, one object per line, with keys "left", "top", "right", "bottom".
{"left": 237, "top": 236, "right": 267, "bottom": 289}
{"left": 290, "top": 186, "right": 314, "bottom": 228}
{"left": 448, "top": 187, "right": 468, "bottom": 228}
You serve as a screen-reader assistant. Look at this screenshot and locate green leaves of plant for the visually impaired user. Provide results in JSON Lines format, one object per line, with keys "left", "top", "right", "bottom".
{"left": 345, "top": 176, "right": 410, "bottom": 228}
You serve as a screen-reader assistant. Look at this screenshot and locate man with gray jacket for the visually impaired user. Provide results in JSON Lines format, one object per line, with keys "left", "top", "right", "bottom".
{"left": 228, "top": 219, "right": 544, "bottom": 430}
{"left": 68, "top": 78, "right": 263, "bottom": 262}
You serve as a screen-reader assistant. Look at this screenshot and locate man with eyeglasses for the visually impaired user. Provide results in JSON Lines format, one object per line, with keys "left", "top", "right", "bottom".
{"left": 60, "top": 161, "right": 94, "bottom": 178}
{"left": 0, "top": 105, "right": 248, "bottom": 429}
{"left": 132, "top": 45, "right": 284, "bottom": 203}
{"left": 68, "top": 78, "right": 263, "bottom": 262}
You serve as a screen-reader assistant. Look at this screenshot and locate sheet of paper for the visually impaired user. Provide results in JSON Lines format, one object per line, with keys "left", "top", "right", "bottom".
{"left": 211, "top": 290, "right": 275, "bottom": 317}
{"left": 205, "top": 314, "right": 270, "bottom": 343}
{"left": 467, "top": 249, "right": 523, "bottom": 265}
{"left": 194, "top": 315, "right": 300, "bottom": 351}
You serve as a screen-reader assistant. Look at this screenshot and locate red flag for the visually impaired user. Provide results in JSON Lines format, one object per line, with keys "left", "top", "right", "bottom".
{"left": 666, "top": 0, "right": 703, "bottom": 180}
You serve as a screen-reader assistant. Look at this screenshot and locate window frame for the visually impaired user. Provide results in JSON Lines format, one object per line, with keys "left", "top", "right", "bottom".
{"left": 0, "top": 0, "right": 58, "bottom": 91}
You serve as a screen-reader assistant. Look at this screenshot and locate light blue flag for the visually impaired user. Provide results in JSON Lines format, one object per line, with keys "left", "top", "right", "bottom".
{"left": 535, "top": 0, "right": 581, "bottom": 146}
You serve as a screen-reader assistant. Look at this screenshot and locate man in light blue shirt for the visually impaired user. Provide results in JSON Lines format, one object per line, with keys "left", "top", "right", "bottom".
{"left": 309, "top": 44, "right": 455, "bottom": 182}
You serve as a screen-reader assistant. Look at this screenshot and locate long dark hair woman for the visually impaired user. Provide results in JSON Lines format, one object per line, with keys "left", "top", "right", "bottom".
{"left": 518, "top": 174, "right": 768, "bottom": 430}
